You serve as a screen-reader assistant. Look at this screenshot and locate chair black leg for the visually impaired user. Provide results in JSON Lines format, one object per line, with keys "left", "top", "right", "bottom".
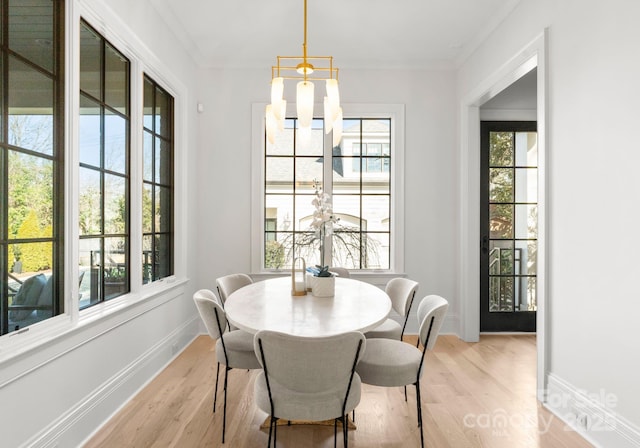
{"left": 334, "top": 418, "right": 338, "bottom": 448}
{"left": 274, "top": 415, "right": 278, "bottom": 446}
{"left": 415, "top": 381, "right": 424, "bottom": 448}
{"left": 404, "top": 385, "right": 408, "bottom": 402}
{"left": 343, "top": 414, "right": 349, "bottom": 448}
{"left": 213, "top": 362, "right": 220, "bottom": 412}
{"left": 267, "top": 417, "right": 272, "bottom": 447}
{"left": 222, "top": 366, "right": 229, "bottom": 444}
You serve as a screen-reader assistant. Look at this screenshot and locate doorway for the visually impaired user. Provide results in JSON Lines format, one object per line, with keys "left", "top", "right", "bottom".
{"left": 480, "top": 121, "right": 537, "bottom": 332}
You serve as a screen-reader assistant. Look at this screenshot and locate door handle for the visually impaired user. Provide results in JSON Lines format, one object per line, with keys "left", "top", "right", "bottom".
{"left": 481, "top": 236, "right": 489, "bottom": 254}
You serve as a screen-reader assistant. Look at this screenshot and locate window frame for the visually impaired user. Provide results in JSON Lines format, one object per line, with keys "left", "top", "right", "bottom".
{"left": 78, "top": 19, "right": 132, "bottom": 308}
{"left": 0, "top": 0, "right": 188, "bottom": 356}
{"left": 0, "top": 0, "right": 65, "bottom": 336}
{"left": 142, "top": 74, "right": 174, "bottom": 284}
{"left": 251, "top": 103, "right": 405, "bottom": 276}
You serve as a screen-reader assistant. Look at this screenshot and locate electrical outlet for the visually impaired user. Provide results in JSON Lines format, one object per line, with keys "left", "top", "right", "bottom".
{"left": 577, "top": 413, "right": 588, "bottom": 430}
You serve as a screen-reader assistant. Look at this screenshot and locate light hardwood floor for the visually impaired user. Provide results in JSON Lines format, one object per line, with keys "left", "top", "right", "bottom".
{"left": 84, "top": 334, "right": 592, "bottom": 447}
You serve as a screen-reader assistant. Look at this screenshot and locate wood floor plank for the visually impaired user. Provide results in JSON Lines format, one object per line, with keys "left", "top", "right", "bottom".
{"left": 84, "top": 334, "right": 593, "bottom": 447}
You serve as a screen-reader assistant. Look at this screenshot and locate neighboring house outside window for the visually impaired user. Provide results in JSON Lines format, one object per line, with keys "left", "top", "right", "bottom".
{"left": 1, "top": 0, "right": 64, "bottom": 335}
{"left": 142, "top": 75, "right": 174, "bottom": 284}
{"left": 78, "top": 20, "right": 130, "bottom": 308}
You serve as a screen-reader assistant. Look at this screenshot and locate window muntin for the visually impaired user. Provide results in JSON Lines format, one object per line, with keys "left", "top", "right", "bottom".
{"left": 78, "top": 20, "right": 130, "bottom": 308}
{"left": 142, "top": 75, "right": 174, "bottom": 284}
{"left": 263, "top": 117, "right": 392, "bottom": 270}
{"left": 1, "top": 0, "right": 64, "bottom": 335}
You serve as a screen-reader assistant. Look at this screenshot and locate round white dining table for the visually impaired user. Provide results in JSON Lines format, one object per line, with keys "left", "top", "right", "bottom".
{"left": 224, "top": 276, "right": 391, "bottom": 337}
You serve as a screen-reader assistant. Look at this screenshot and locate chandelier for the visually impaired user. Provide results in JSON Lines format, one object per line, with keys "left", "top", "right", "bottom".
{"left": 266, "top": 0, "right": 342, "bottom": 147}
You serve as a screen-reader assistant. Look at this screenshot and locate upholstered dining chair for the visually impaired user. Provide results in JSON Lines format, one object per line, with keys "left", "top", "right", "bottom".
{"left": 364, "top": 277, "right": 419, "bottom": 340}
{"left": 193, "top": 290, "right": 261, "bottom": 444}
{"left": 328, "top": 266, "right": 351, "bottom": 278}
{"left": 216, "top": 273, "right": 253, "bottom": 331}
{"left": 356, "top": 295, "right": 448, "bottom": 448}
{"left": 253, "top": 330, "right": 365, "bottom": 448}
{"left": 216, "top": 273, "right": 253, "bottom": 305}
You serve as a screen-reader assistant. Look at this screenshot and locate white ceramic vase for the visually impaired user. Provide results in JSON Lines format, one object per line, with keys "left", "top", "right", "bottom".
{"left": 312, "top": 276, "right": 335, "bottom": 297}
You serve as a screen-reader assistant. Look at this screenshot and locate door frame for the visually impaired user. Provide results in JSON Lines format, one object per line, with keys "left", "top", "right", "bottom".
{"left": 458, "top": 30, "right": 548, "bottom": 401}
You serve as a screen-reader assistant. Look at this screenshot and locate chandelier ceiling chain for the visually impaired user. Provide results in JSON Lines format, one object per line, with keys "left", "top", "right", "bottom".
{"left": 266, "top": 0, "right": 343, "bottom": 147}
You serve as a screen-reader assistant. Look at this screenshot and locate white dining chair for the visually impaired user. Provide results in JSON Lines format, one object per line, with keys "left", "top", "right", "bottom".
{"left": 216, "top": 273, "right": 253, "bottom": 331}
{"left": 328, "top": 266, "right": 351, "bottom": 278}
{"left": 253, "top": 330, "right": 365, "bottom": 448}
{"left": 364, "top": 277, "right": 419, "bottom": 340}
{"left": 356, "top": 295, "right": 448, "bottom": 448}
{"left": 193, "top": 290, "right": 261, "bottom": 444}
{"left": 216, "top": 273, "right": 253, "bottom": 305}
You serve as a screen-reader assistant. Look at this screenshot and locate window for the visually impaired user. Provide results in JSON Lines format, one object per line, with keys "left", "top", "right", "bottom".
{"left": 78, "top": 21, "right": 130, "bottom": 308}
{"left": 1, "top": 0, "right": 64, "bottom": 336}
{"left": 142, "top": 75, "right": 174, "bottom": 284}
{"left": 257, "top": 105, "right": 402, "bottom": 272}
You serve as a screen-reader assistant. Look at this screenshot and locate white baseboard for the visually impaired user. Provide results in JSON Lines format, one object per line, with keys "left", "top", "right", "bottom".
{"left": 23, "top": 317, "right": 200, "bottom": 448}
{"left": 545, "top": 373, "right": 640, "bottom": 448}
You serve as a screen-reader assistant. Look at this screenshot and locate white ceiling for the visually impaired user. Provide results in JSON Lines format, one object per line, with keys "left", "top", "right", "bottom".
{"left": 149, "top": 0, "right": 522, "bottom": 70}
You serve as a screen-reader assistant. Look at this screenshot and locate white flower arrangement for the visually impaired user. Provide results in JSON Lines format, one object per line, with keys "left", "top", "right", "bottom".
{"left": 310, "top": 179, "right": 339, "bottom": 267}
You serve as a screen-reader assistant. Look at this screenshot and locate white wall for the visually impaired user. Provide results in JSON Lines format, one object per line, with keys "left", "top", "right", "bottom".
{"left": 0, "top": 1, "right": 202, "bottom": 447}
{"left": 457, "top": 0, "right": 640, "bottom": 443}
{"left": 193, "top": 67, "right": 460, "bottom": 334}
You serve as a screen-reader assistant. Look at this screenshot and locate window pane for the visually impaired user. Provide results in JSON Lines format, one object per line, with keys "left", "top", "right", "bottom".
{"left": 295, "top": 119, "right": 323, "bottom": 156}
{"left": 8, "top": 151, "right": 53, "bottom": 238}
{"left": 515, "top": 132, "right": 537, "bottom": 166}
{"left": 490, "top": 204, "right": 513, "bottom": 239}
{"left": 8, "top": 56, "right": 53, "bottom": 155}
{"left": 6, "top": 268, "right": 53, "bottom": 329}
{"left": 104, "top": 43, "right": 128, "bottom": 113}
{"left": 363, "top": 232, "right": 389, "bottom": 269}
{"left": 143, "top": 78, "right": 154, "bottom": 130}
{"left": 9, "top": 0, "right": 54, "bottom": 71}
{"left": 516, "top": 240, "right": 537, "bottom": 275}
{"left": 80, "top": 24, "right": 101, "bottom": 99}
{"left": 104, "top": 237, "right": 127, "bottom": 300}
{"left": 143, "top": 130, "right": 153, "bottom": 181}
{"left": 489, "top": 168, "right": 513, "bottom": 203}
{"left": 266, "top": 157, "right": 293, "bottom": 194}
{"left": 156, "top": 137, "right": 171, "bottom": 185}
{"left": 104, "top": 111, "right": 127, "bottom": 174}
{"left": 79, "top": 95, "right": 101, "bottom": 167}
{"left": 155, "top": 234, "right": 172, "bottom": 280}
{"left": 155, "top": 87, "right": 170, "bottom": 138}
{"left": 79, "top": 167, "right": 102, "bottom": 236}
{"left": 515, "top": 204, "right": 537, "bottom": 239}
{"left": 155, "top": 186, "right": 171, "bottom": 233}
{"left": 267, "top": 119, "right": 294, "bottom": 156}
{"left": 489, "top": 132, "right": 513, "bottom": 166}
{"left": 295, "top": 157, "right": 323, "bottom": 190}
{"left": 79, "top": 238, "right": 101, "bottom": 308}
{"left": 333, "top": 195, "right": 361, "bottom": 222}
{"left": 265, "top": 195, "right": 293, "bottom": 231}
{"left": 362, "top": 195, "right": 389, "bottom": 232}
{"left": 143, "top": 235, "right": 153, "bottom": 284}
{"left": 515, "top": 168, "right": 537, "bottom": 203}
{"left": 143, "top": 183, "right": 153, "bottom": 233}
{"left": 294, "top": 194, "right": 316, "bottom": 231}
{"left": 104, "top": 174, "right": 126, "bottom": 235}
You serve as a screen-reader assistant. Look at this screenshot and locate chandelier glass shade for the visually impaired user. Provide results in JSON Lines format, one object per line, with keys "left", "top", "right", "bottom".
{"left": 266, "top": 0, "right": 342, "bottom": 147}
